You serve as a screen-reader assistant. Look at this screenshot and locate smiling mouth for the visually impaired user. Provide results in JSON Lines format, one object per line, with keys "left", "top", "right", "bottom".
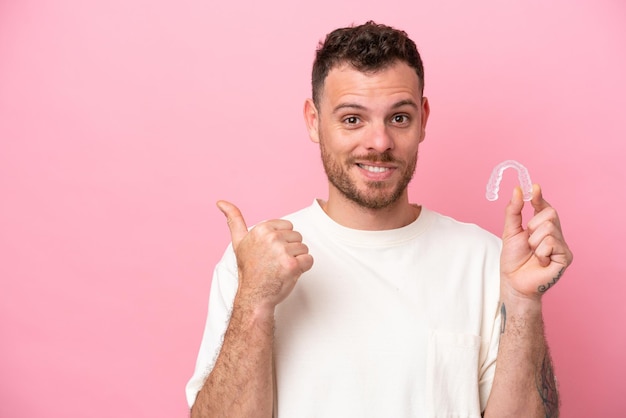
{"left": 357, "top": 163, "right": 391, "bottom": 173}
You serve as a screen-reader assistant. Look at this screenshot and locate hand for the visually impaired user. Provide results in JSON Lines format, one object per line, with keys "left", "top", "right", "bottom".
{"left": 217, "top": 200, "right": 314, "bottom": 311}
{"left": 500, "top": 185, "right": 573, "bottom": 301}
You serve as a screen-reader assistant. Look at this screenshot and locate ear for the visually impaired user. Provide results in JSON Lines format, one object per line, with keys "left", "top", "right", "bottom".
{"left": 303, "top": 98, "right": 320, "bottom": 143}
{"left": 419, "top": 97, "right": 431, "bottom": 143}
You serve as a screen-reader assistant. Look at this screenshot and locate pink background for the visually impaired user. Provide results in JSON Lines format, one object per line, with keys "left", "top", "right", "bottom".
{"left": 1, "top": 0, "right": 625, "bottom": 416}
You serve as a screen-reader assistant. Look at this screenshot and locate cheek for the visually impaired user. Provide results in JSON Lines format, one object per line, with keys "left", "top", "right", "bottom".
{"left": 321, "top": 130, "right": 358, "bottom": 154}
{"left": 398, "top": 135, "right": 421, "bottom": 154}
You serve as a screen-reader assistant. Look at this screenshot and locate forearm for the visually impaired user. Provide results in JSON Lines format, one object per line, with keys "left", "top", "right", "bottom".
{"left": 191, "top": 301, "right": 275, "bottom": 418}
{"left": 192, "top": 201, "right": 312, "bottom": 416}
{"left": 484, "top": 295, "right": 559, "bottom": 417}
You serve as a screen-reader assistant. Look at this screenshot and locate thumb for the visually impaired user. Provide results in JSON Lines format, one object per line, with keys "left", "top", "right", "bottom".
{"left": 502, "top": 186, "right": 525, "bottom": 240}
{"left": 529, "top": 184, "right": 550, "bottom": 215}
{"left": 216, "top": 200, "right": 248, "bottom": 249}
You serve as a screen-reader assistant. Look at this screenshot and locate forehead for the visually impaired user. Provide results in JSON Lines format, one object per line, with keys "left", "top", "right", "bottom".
{"left": 319, "top": 61, "right": 421, "bottom": 110}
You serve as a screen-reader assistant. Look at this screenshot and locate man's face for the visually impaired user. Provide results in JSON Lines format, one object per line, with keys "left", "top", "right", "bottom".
{"left": 305, "top": 61, "right": 430, "bottom": 210}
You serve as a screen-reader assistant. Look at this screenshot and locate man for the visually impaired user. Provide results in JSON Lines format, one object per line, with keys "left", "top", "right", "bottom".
{"left": 187, "top": 21, "right": 572, "bottom": 417}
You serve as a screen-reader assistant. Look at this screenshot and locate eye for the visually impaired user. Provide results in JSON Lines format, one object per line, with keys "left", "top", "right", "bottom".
{"left": 391, "top": 114, "right": 410, "bottom": 125}
{"left": 343, "top": 116, "right": 360, "bottom": 125}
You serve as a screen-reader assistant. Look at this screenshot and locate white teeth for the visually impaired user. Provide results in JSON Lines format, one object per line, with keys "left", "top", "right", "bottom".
{"left": 359, "top": 164, "right": 389, "bottom": 173}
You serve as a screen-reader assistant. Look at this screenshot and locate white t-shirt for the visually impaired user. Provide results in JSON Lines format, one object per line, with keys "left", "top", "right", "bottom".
{"left": 187, "top": 201, "right": 502, "bottom": 417}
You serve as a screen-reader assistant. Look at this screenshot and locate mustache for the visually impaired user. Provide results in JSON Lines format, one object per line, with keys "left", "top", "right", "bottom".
{"left": 347, "top": 151, "right": 397, "bottom": 164}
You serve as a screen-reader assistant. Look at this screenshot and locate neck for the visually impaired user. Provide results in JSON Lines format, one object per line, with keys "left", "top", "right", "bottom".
{"left": 320, "top": 189, "right": 420, "bottom": 231}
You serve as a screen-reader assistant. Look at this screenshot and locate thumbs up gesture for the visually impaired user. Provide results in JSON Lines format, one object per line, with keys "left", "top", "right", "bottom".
{"left": 500, "top": 185, "right": 573, "bottom": 300}
{"left": 216, "top": 200, "right": 314, "bottom": 311}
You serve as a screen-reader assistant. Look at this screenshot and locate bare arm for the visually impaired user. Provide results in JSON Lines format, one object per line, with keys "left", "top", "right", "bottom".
{"left": 484, "top": 186, "right": 572, "bottom": 417}
{"left": 484, "top": 296, "right": 559, "bottom": 416}
{"left": 191, "top": 300, "right": 275, "bottom": 417}
{"left": 191, "top": 201, "right": 313, "bottom": 418}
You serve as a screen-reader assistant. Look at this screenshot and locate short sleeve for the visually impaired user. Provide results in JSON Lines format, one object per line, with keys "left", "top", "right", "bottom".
{"left": 478, "top": 299, "right": 502, "bottom": 412}
{"left": 185, "top": 245, "right": 239, "bottom": 408}
{"left": 477, "top": 234, "right": 503, "bottom": 412}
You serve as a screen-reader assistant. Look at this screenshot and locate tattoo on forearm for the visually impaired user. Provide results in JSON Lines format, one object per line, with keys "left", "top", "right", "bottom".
{"left": 538, "top": 268, "right": 565, "bottom": 293}
{"left": 500, "top": 303, "right": 506, "bottom": 334}
{"left": 536, "top": 353, "right": 560, "bottom": 418}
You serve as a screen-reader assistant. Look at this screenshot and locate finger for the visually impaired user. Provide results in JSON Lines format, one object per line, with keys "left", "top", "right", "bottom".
{"left": 279, "top": 229, "right": 304, "bottom": 244}
{"left": 530, "top": 184, "right": 552, "bottom": 215}
{"left": 502, "top": 186, "right": 525, "bottom": 240}
{"left": 534, "top": 229, "right": 573, "bottom": 266}
{"left": 295, "top": 253, "right": 314, "bottom": 273}
{"left": 529, "top": 222, "right": 573, "bottom": 269}
{"left": 216, "top": 200, "right": 248, "bottom": 249}
{"left": 527, "top": 206, "right": 562, "bottom": 236}
{"left": 528, "top": 219, "right": 562, "bottom": 251}
{"left": 533, "top": 235, "right": 558, "bottom": 268}
{"left": 285, "top": 241, "right": 309, "bottom": 257}
{"left": 254, "top": 219, "right": 295, "bottom": 235}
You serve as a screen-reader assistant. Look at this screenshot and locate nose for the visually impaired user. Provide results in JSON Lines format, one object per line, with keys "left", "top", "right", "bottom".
{"left": 365, "top": 122, "right": 394, "bottom": 152}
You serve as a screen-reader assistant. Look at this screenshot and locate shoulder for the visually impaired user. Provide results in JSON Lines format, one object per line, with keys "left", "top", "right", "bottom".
{"left": 281, "top": 201, "right": 318, "bottom": 222}
{"left": 280, "top": 201, "right": 325, "bottom": 235}
{"left": 424, "top": 208, "right": 501, "bottom": 250}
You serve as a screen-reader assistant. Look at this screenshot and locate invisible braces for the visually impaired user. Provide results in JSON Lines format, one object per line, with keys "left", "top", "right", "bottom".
{"left": 486, "top": 160, "right": 533, "bottom": 201}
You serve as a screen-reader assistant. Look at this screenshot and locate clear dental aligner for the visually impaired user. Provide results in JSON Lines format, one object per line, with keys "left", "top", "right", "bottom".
{"left": 486, "top": 160, "right": 533, "bottom": 201}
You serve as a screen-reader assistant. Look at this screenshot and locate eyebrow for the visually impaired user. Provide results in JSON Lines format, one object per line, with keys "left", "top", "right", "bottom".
{"left": 332, "top": 99, "right": 419, "bottom": 114}
{"left": 332, "top": 103, "right": 366, "bottom": 114}
{"left": 391, "top": 99, "right": 419, "bottom": 110}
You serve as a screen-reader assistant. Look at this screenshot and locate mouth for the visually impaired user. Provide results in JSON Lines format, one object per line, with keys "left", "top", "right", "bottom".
{"left": 357, "top": 163, "right": 391, "bottom": 173}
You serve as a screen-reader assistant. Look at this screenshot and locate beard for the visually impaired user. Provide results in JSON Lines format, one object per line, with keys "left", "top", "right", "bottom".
{"left": 319, "top": 137, "right": 417, "bottom": 210}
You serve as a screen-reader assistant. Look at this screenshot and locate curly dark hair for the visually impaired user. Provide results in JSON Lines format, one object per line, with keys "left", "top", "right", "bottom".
{"left": 311, "top": 21, "right": 425, "bottom": 107}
